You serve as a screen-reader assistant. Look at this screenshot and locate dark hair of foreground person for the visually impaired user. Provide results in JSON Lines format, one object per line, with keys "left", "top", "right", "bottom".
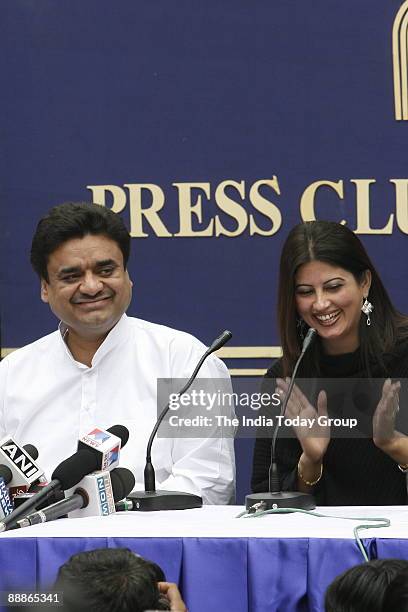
{"left": 325, "top": 558, "right": 408, "bottom": 612}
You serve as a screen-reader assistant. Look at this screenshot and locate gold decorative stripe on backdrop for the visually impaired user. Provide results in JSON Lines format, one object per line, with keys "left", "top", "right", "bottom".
{"left": 216, "top": 346, "right": 282, "bottom": 359}
{"left": 228, "top": 368, "right": 269, "bottom": 376}
{"left": 216, "top": 346, "right": 281, "bottom": 376}
{"left": 2, "top": 346, "right": 281, "bottom": 376}
{"left": 393, "top": 0, "right": 408, "bottom": 120}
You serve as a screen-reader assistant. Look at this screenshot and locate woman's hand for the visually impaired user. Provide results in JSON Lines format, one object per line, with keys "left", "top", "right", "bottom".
{"left": 276, "top": 377, "right": 330, "bottom": 464}
{"left": 373, "top": 378, "right": 402, "bottom": 452}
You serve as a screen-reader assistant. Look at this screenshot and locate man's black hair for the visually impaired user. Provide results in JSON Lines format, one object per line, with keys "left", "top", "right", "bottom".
{"left": 325, "top": 558, "right": 408, "bottom": 612}
{"left": 54, "top": 548, "right": 170, "bottom": 612}
{"left": 30, "top": 202, "right": 131, "bottom": 281}
{"left": 382, "top": 568, "right": 408, "bottom": 610}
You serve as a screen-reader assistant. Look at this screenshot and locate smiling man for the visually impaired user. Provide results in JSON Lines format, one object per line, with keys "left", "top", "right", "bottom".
{"left": 0, "top": 202, "right": 235, "bottom": 504}
{"left": 39, "top": 232, "right": 133, "bottom": 368}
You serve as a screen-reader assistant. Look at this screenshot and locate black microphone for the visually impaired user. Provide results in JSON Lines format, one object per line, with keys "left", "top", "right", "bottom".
{"left": 109, "top": 467, "right": 136, "bottom": 502}
{"left": 0, "top": 439, "right": 44, "bottom": 497}
{"left": 0, "top": 425, "right": 129, "bottom": 532}
{"left": 0, "top": 465, "right": 13, "bottom": 486}
{"left": 77, "top": 424, "right": 129, "bottom": 471}
{"left": 245, "top": 328, "right": 318, "bottom": 511}
{"left": 0, "top": 444, "right": 46, "bottom": 516}
{"left": 8, "top": 442, "right": 54, "bottom": 503}
{"left": 127, "top": 330, "right": 233, "bottom": 511}
{"left": 17, "top": 467, "right": 135, "bottom": 527}
{"left": 23, "top": 445, "right": 39, "bottom": 461}
{"left": 64, "top": 466, "right": 135, "bottom": 520}
{"left": 0, "top": 442, "right": 46, "bottom": 503}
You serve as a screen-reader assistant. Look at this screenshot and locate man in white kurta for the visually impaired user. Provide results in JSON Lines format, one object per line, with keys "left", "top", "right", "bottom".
{"left": 0, "top": 202, "right": 235, "bottom": 504}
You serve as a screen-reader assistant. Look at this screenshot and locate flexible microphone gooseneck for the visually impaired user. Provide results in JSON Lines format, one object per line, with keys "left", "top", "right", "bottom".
{"left": 245, "top": 328, "right": 317, "bottom": 511}
{"left": 127, "top": 330, "right": 232, "bottom": 511}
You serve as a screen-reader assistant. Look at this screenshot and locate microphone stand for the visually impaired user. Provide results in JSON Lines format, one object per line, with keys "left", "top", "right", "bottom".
{"left": 245, "top": 328, "right": 318, "bottom": 511}
{"left": 127, "top": 331, "right": 233, "bottom": 511}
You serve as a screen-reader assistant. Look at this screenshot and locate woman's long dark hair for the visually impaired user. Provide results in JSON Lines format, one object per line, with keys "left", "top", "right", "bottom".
{"left": 278, "top": 221, "right": 408, "bottom": 376}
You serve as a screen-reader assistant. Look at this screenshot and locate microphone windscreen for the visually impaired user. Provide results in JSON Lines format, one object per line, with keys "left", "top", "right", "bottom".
{"left": 209, "top": 330, "right": 232, "bottom": 352}
{"left": 110, "top": 467, "right": 135, "bottom": 502}
{"left": 22, "top": 444, "right": 39, "bottom": 460}
{"left": 51, "top": 450, "right": 99, "bottom": 489}
{"left": 107, "top": 425, "right": 129, "bottom": 448}
{"left": 0, "top": 465, "right": 13, "bottom": 485}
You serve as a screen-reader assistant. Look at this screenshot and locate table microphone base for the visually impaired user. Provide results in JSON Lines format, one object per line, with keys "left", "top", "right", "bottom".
{"left": 245, "top": 491, "right": 316, "bottom": 511}
{"left": 127, "top": 490, "right": 203, "bottom": 511}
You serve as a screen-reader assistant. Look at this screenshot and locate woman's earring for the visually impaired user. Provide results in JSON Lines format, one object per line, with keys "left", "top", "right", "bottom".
{"left": 361, "top": 297, "right": 374, "bottom": 326}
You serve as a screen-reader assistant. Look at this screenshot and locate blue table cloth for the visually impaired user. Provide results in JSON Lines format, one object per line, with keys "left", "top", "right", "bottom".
{"left": 1, "top": 535, "right": 404, "bottom": 611}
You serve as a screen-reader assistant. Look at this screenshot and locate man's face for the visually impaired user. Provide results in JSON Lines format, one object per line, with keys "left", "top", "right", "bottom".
{"left": 41, "top": 234, "right": 133, "bottom": 339}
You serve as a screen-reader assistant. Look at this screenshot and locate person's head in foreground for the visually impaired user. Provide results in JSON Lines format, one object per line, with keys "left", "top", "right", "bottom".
{"left": 53, "top": 548, "right": 187, "bottom": 612}
{"left": 382, "top": 567, "right": 408, "bottom": 610}
{"left": 30, "top": 202, "right": 133, "bottom": 346}
{"left": 325, "top": 558, "right": 408, "bottom": 612}
{"left": 278, "top": 220, "right": 408, "bottom": 375}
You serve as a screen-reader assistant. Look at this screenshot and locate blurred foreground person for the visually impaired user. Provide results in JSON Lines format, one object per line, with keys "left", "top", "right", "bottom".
{"left": 382, "top": 568, "right": 408, "bottom": 611}
{"left": 53, "top": 548, "right": 187, "bottom": 612}
{"left": 325, "top": 558, "right": 408, "bottom": 612}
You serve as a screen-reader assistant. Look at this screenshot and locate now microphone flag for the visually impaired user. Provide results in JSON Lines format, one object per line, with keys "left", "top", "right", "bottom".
{"left": 66, "top": 471, "right": 116, "bottom": 518}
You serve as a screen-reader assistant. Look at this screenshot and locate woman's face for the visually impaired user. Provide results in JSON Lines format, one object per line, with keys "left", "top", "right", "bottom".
{"left": 294, "top": 260, "right": 371, "bottom": 355}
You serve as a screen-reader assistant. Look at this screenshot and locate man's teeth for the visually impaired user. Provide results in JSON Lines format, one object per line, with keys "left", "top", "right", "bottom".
{"left": 316, "top": 313, "right": 339, "bottom": 321}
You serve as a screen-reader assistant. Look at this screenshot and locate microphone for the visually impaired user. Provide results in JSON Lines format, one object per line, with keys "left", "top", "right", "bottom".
{"left": 0, "top": 425, "right": 129, "bottom": 532}
{"left": 0, "top": 466, "right": 13, "bottom": 519}
{"left": 0, "top": 438, "right": 44, "bottom": 498}
{"left": 66, "top": 466, "right": 134, "bottom": 519}
{"left": 0, "top": 466, "right": 13, "bottom": 486}
{"left": 23, "top": 445, "right": 39, "bottom": 461}
{"left": 77, "top": 425, "right": 128, "bottom": 472}
{"left": 10, "top": 442, "right": 63, "bottom": 509}
{"left": 17, "top": 467, "right": 135, "bottom": 527}
{"left": 245, "top": 328, "right": 318, "bottom": 511}
{"left": 127, "top": 330, "right": 233, "bottom": 511}
{"left": 0, "top": 444, "right": 44, "bottom": 517}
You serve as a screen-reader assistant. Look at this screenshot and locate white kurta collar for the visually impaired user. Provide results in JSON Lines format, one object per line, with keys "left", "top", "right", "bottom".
{"left": 58, "top": 313, "right": 130, "bottom": 368}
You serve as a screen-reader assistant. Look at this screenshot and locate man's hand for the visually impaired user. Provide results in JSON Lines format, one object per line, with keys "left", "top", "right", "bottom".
{"left": 158, "top": 582, "right": 187, "bottom": 612}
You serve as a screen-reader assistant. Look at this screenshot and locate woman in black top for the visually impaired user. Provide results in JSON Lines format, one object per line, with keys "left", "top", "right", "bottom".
{"left": 252, "top": 221, "right": 408, "bottom": 505}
